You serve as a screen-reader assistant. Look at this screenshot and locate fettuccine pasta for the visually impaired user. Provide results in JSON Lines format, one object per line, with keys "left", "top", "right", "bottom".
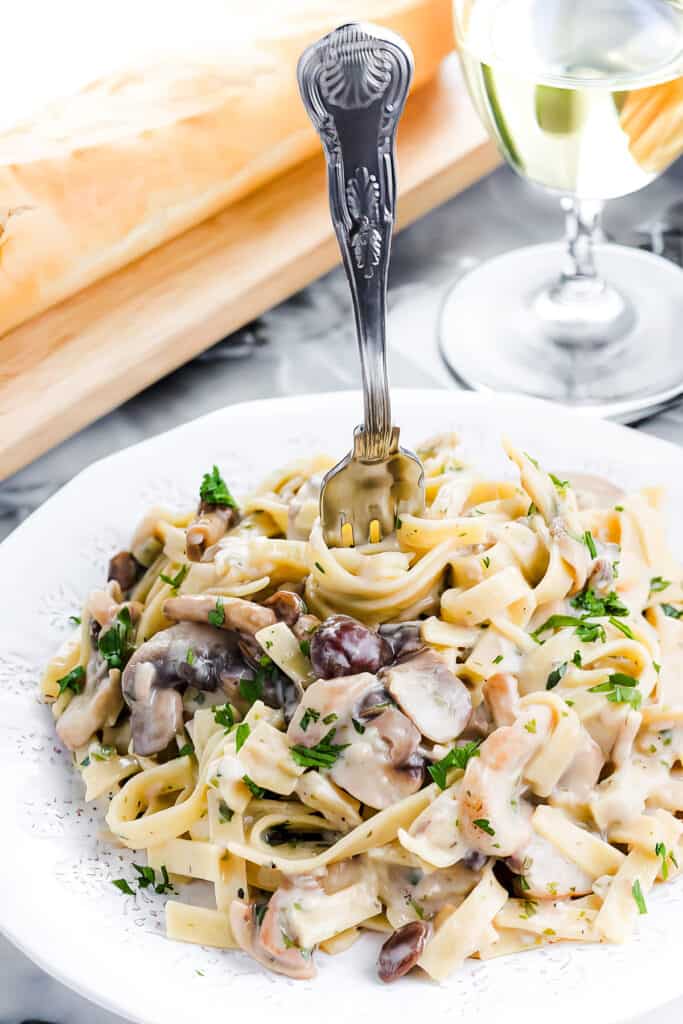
{"left": 40, "top": 434, "right": 683, "bottom": 983}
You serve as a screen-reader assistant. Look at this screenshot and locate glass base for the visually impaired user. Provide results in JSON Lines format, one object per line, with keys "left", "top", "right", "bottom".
{"left": 439, "top": 242, "right": 683, "bottom": 423}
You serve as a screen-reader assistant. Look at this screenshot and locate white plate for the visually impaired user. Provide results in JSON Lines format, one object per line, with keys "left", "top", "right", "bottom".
{"left": 1, "top": 390, "right": 682, "bottom": 1024}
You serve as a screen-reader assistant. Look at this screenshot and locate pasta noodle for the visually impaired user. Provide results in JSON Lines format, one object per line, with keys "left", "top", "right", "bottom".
{"left": 40, "top": 435, "right": 683, "bottom": 983}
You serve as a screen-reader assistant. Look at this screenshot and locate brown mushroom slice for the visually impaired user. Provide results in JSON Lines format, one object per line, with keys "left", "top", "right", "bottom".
{"left": 330, "top": 708, "right": 424, "bottom": 810}
{"left": 382, "top": 650, "right": 472, "bottom": 744}
{"left": 163, "top": 594, "right": 276, "bottom": 635}
{"left": 122, "top": 622, "right": 248, "bottom": 755}
{"left": 56, "top": 656, "right": 123, "bottom": 751}
{"left": 229, "top": 898, "right": 316, "bottom": 980}
{"left": 377, "top": 921, "right": 431, "bottom": 982}
{"left": 287, "top": 673, "right": 379, "bottom": 747}
{"left": 507, "top": 830, "right": 593, "bottom": 899}
{"left": 264, "top": 589, "right": 307, "bottom": 626}
{"left": 108, "top": 551, "right": 143, "bottom": 592}
{"left": 186, "top": 504, "right": 238, "bottom": 562}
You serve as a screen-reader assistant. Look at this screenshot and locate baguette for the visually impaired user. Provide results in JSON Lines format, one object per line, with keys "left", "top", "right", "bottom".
{"left": 0, "top": 0, "right": 454, "bottom": 338}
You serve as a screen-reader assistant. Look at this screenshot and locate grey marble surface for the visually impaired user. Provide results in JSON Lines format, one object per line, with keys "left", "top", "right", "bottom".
{"left": 2, "top": 160, "right": 683, "bottom": 1021}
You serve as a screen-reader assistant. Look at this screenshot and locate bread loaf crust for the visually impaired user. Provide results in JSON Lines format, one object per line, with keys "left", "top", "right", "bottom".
{"left": 0, "top": 0, "right": 453, "bottom": 338}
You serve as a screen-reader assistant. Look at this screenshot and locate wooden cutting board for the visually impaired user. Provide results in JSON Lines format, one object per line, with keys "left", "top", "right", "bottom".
{"left": 0, "top": 57, "right": 498, "bottom": 480}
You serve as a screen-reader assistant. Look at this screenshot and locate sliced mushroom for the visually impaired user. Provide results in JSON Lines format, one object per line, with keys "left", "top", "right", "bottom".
{"left": 292, "top": 613, "right": 321, "bottom": 643}
{"left": 163, "top": 594, "right": 276, "bottom": 635}
{"left": 108, "top": 551, "right": 143, "bottom": 592}
{"left": 287, "top": 673, "right": 424, "bottom": 809}
{"left": 377, "top": 921, "right": 431, "bottom": 983}
{"left": 122, "top": 622, "right": 250, "bottom": 755}
{"left": 187, "top": 503, "right": 238, "bottom": 562}
{"left": 507, "top": 829, "right": 593, "bottom": 899}
{"left": 229, "top": 888, "right": 316, "bottom": 980}
{"left": 381, "top": 649, "right": 471, "bottom": 744}
{"left": 264, "top": 589, "right": 307, "bottom": 626}
{"left": 550, "top": 517, "right": 592, "bottom": 593}
{"left": 587, "top": 556, "right": 615, "bottom": 597}
{"left": 56, "top": 655, "right": 123, "bottom": 751}
{"left": 378, "top": 622, "right": 424, "bottom": 660}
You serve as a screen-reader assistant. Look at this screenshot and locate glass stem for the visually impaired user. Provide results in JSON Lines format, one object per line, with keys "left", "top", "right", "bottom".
{"left": 561, "top": 196, "right": 604, "bottom": 284}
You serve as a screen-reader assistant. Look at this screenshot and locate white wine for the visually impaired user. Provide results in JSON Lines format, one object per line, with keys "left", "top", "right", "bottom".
{"left": 456, "top": 0, "right": 683, "bottom": 199}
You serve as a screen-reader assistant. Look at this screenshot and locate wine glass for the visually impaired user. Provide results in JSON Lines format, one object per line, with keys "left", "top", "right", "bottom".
{"left": 440, "top": 0, "right": 683, "bottom": 421}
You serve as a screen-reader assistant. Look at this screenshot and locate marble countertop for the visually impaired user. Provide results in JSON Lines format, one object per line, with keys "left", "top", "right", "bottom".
{"left": 2, "top": 160, "right": 683, "bottom": 1022}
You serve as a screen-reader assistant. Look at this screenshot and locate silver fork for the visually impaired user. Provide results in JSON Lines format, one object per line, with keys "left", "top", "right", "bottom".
{"left": 297, "top": 21, "right": 425, "bottom": 548}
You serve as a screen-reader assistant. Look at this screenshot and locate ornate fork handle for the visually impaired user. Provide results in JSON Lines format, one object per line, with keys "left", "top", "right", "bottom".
{"left": 298, "top": 23, "right": 414, "bottom": 460}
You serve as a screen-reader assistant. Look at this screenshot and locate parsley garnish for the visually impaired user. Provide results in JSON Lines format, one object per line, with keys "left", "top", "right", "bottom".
{"left": 159, "top": 564, "right": 189, "bottom": 592}
{"left": 186, "top": 647, "right": 195, "bottom": 665}
{"left": 570, "top": 586, "right": 628, "bottom": 618}
{"left": 57, "top": 664, "right": 85, "bottom": 695}
{"left": 213, "top": 703, "right": 235, "bottom": 732}
{"left": 519, "top": 899, "right": 538, "bottom": 919}
{"left": 492, "top": 654, "right": 504, "bottom": 665}
{"left": 133, "top": 864, "right": 156, "bottom": 889}
{"left": 154, "top": 865, "right": 175, "bottom": 894}
{"left": 409, "top": 898, "right": 425, "bottom": 920}
{"left": 98, "top": 607, "right": 135, "bottom": 670}
{"left": 614, "top": 505, "right": 624, "bottom": 512}
{"left": 532, "top": 614, "right": 606, "bottom": 644}
{"left": 655, "top": 842, "right": 670, "bottom": 880}
{"left": 428, "top": 741, "right": 481, "bottom": 790}
{"left": 583, "top": 530, "right": 597, "bottom": 559}
{"left": 610, "top": 617, "right": 634, "bottom": 639}
{"left": 549, "top": 473, "right": 569, "bottom": 491}
{"left": 527, "top": 502, "right": 538, "bottom": 517}
{"left": 235, "top": 722, "right": 250, "bottom": 753}
{"left": 299, "top": 707, "right": 320, "bottom": 732}
{"left": 572, "top": 650, "right": 582, "bottom": 667}
{"left": 588, "top": 672, "right": 642, "bottom": 709}
{"left": 352, "top": 718, "right": 366, "bottom": 734}
{"left": 299, "top": 639, "right": 311, "bottom": 657}
{"left": 524, "top": 719, "right": 537, "bottom": 734}
{"left": 290, "top": 728, "right": 350, "bottom": 769}
{"left": 68, "top": 615, "right": 82, "bottom": 626}
{"left": 632, "top": 878, "right": 647, "bottom": 915}
{"left": 254, "top": 903, "right": 268, "bottom": 927}
{"left": 208, "top": 597, "right": 225, "bottom": 627}
{"left": 473, "top": 818, "right": 495, "bottom": 836}
{"left": 524, "top": 452, "right": 540, "bottom": 468}
{"left": 199, "top": 465, "right": 237, "bottom": 508}
{"left": 322, "top": 712, "right": 338, "bottom": 725}
{"left": 482, "top": 556, "right": 491, "bottom": 569}
{"left": 662, "top": 604, "right": 683, "bottom": 620}
{"left": 650, "top": 576, "right": 671, "bottom": 593}
{"left": 113, "top": 879, "right": 135, "bottom": 896}
{"left": 395, "top": 515, "right": 403, "bottom": 530}
{"left": 240, "top": 655, "right": 278, "bottom": 706}
{"left": 546, "top": 662, "right": 567, "bottom": 690}
{"left": 314, "top": 561, "right": 326, "bottom": 574}
{"left": 177, "top": 743, "right": 193, "bottom": 758}
{"left": 242, "top": 775, "right": 265, "bottom": 799}
{"left": 218, "top": 800, "right": 233, "bottom": 824}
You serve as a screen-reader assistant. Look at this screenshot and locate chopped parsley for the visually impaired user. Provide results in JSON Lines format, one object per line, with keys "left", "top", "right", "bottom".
{"left": 177, "top": 743, "right": 193, "bottom": 758}
{"left": 352, "top": 718, "right": 366, "bottom": 734}
{"left": 290, "top": 728, "right": 350, "bottom": 770}
{"left": 199, "top": 465, "right": 238, "bottom": 508}
{"left": 570, "top": 586, "right": 629, "bottom": 618}
{"left": 242, "top": 775, "right": 265, "bottom": 799}
{"left": 655, "top": 842, "right": 670, "bottom": 880}
{"left": 492, "top": 654, "right": 504, "bottom": 665}
{"left": 650, "top": 576, "right": 671, "bottom": 593}
{"left": 632, "top": 878, "right": 647, "bottom": 915}
{"left": 213, "top": 703, "right": 235, "bottom": 732}
{"left": 299, "top": 639, "right": 311, "bottom": 657}
{"left": 572, "top": 650, "right": 583, "bottom": 667}
{"left": 208, "top": 597, "right": 225, "bottom": 627}
{"left": 57, "top": 664, "right": 85, "bottom": 695}
{"left": 218, "top": 800, "right": 234, "bottom": 824}
{"left": 299, "top": 707, "right": 320, "bottom": 732}
{"left": 524, "top": 452, "right": 540, "bottom": 469}
{"left": 519, "top": 899, "right": 538, "bottom": 920}
{"left": 98, "top": 607, "right": 135, "bottom": 670}
{"left": 112, "top": 879, "right": 135, "bottom": 896}
{"left": 314, "top": 561, "right": 326, "bottom": 574}
{"left": 428, "top": 740, "right": 481, "bottom": 790}
{"left": 235, "top": 722, "right": 250, "bottom": 753}
{"left": 240, "top": 655, "right": 279, "bottom": 706}
{"left": 482, "top": 556, "right": 491, "bottom": 569}
{"left": 588, "top": 672, "right": 642, "bottom": 709}
{"left": 532, "top": 614, "right": 606, "bottom": 645}
{"left": 473, "top": 818, "right": 495, "bottom": 836}
{"left": 395, "top": 515, "right": 403, "bottom": 530}
{"left": 133, "top": 863, "right": 156, "bottom": 889}
{"left": 546, "top": 662, "right": 567, "bottom": 690}
{"left": 549, "top": 473, "right": 569, "bottom": 492}
{"left": 159, "top": 564, "right": 190, "bottom": 592}
{"left": 527, "top": 502, "right": 538, "bottom": 517}
{"left": 524, "top": 719, "right": 537, "bottom": 734}
{"left": 322, "top": 712, "right": 338, "bottom": 725}
{"left": 186, "top": 647, "right": 195, "bottom": 665}
{"left": 661, "top": 603, "right": 683, "bottom": 620}
{"left": 610, "top": 617, "right": 634, "bottom": 639}
{"left": 409, "top": 899, "right": 425, "bottom": 920}
{"left": 68, "top": 615, "right": 82, "bottom": 626}
{"left": 614, "top": 505, "right": 624, "bottom": 512}
{"left": 154, "top": 865, "right": 175, "bottom": 894}
{"left": 583, "top": 530, "right": 597, "bottom": 559}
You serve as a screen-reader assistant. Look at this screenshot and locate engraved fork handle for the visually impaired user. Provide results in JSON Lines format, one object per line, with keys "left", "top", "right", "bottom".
{"left": 298, "top": 23, "right": 414, "bottom": 460}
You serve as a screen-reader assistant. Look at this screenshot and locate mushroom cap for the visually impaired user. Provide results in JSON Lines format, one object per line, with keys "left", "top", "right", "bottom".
{"left": 382, "top": 650, "right": 472, "bottom": 744}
